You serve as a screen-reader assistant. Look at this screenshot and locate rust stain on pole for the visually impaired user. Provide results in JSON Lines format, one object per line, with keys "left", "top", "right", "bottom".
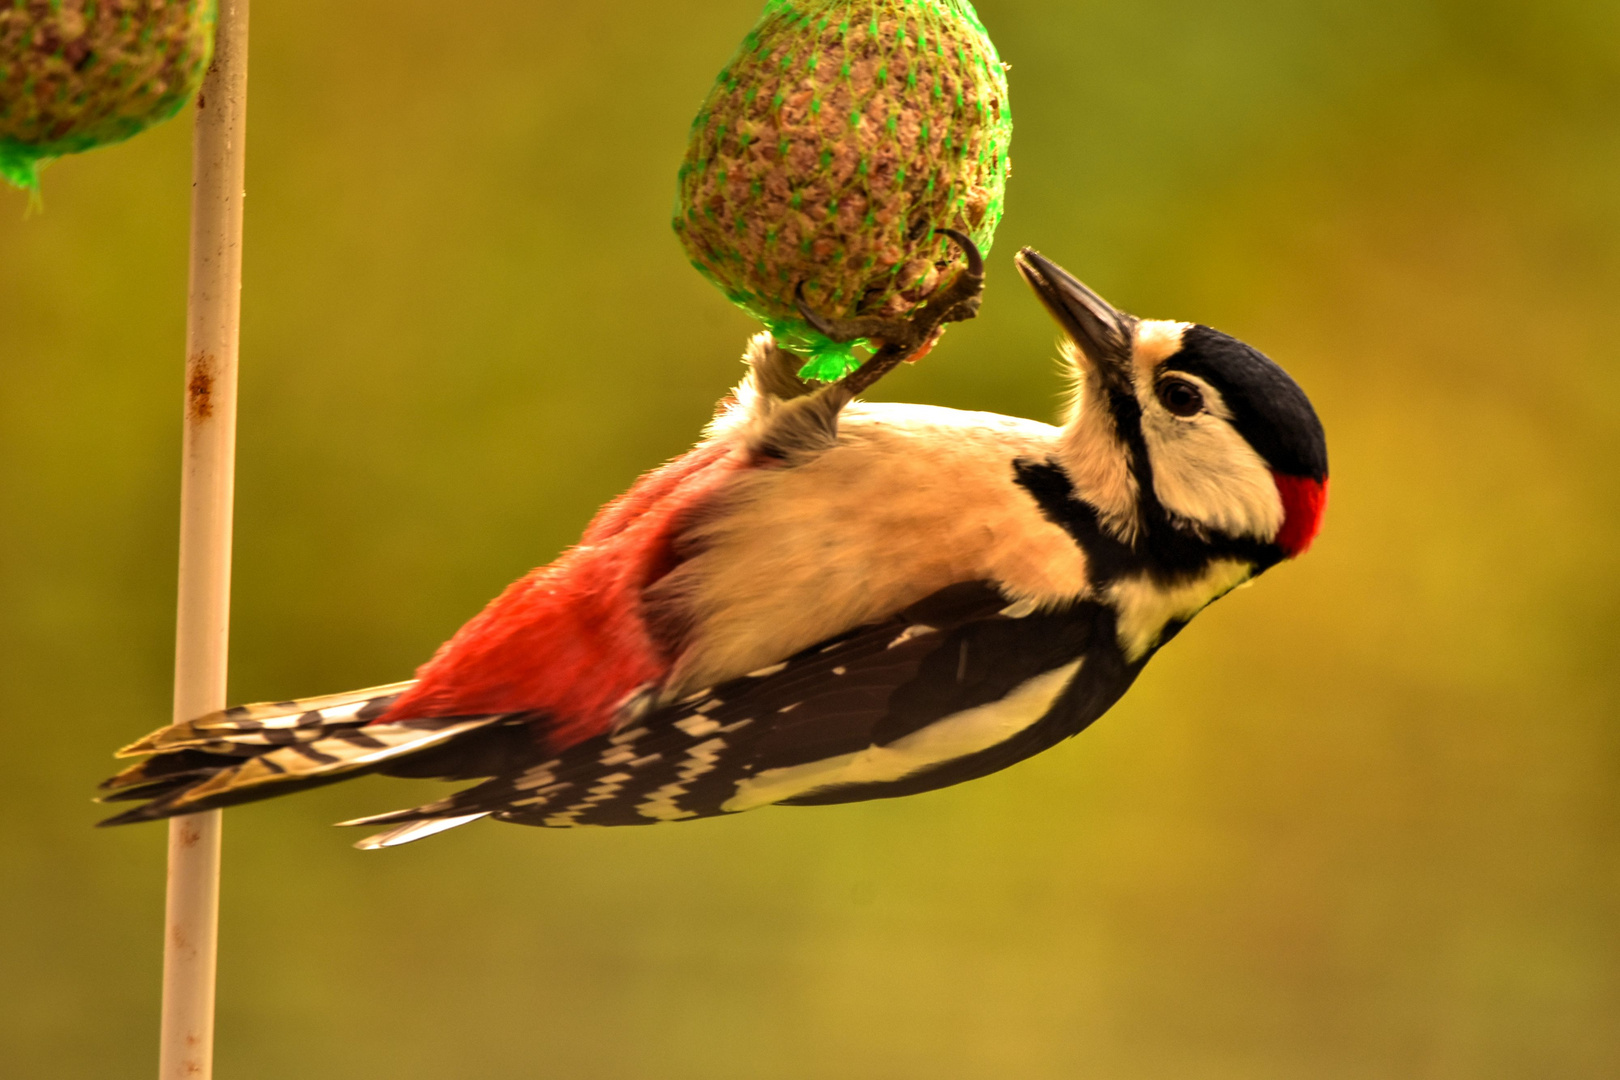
{"left": 186, "top": 355, "right": 215, "bottom": 422}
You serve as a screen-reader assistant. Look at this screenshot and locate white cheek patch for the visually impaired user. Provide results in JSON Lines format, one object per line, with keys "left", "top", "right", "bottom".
{"left": 1139, "top": 373, "right": 1284, "bottom": 542}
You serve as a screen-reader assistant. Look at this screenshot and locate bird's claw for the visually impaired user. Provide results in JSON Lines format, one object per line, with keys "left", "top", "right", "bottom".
{"left": 793, "top": 228, "right": 986, "bottom": 390}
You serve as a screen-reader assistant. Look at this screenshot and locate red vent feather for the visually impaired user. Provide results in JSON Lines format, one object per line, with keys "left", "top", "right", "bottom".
{"left": 380, "top": 442, "right": 739, "bottom": 751}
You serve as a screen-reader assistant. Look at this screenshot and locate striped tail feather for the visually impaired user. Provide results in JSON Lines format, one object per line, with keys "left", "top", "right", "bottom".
{"left": 114, "top": 681, "right": 415, "bottom": 758}
{"left": 96, "top": 682, "right": 512, "bottom": 826}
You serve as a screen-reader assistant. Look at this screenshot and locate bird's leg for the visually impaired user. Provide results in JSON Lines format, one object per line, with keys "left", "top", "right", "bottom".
{"left": 794, "top": 228, "right": 985, "bottom": 395}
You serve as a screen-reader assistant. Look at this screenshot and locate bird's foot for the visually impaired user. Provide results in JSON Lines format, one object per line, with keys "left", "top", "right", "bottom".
{"left": 795, "top": 228, "right": 985, "bottom": 394}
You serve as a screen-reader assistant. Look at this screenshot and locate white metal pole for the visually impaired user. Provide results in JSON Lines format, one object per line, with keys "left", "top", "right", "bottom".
{"left": 161, "top": 4, "right": 248, "bottom": 1078}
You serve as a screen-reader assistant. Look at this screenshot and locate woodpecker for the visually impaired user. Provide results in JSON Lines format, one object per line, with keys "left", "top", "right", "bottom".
{"left": 99, "top": 247, "right": 1328, "bottom": 848}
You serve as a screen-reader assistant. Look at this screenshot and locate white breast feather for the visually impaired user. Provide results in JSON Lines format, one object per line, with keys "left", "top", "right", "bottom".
{"left": 659, "top": 403, "right": 1091, "bottom": 693}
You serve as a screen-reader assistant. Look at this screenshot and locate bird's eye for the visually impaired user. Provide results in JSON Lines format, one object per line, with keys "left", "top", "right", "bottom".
{"left": 1157, "top": 378, "right": 1204, "bottom": 417}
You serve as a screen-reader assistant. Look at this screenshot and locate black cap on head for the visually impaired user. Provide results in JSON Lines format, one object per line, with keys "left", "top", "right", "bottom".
{"left": 1167, "top": 326, "right": 1328, "bottom": 481}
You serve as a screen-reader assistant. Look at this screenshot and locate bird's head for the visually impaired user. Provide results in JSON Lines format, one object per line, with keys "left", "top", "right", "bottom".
{"left": 1015, "top": 248, "right": 1328, "bottom": 564}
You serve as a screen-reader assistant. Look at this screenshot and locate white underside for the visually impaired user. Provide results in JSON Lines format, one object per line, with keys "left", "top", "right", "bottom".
{"left": 722, "top": 659, "right": 1083, "bottom": 812}
{"left": 663, "top": 404, "right": 1092, "bottom": 693}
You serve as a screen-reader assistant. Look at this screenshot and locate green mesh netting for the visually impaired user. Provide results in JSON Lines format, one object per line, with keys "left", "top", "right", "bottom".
{"left": 0, "top": 1, "right": 216, "bottom": 193}
{"left": 674, "top": 0, "right": 1012, "bottom": 381}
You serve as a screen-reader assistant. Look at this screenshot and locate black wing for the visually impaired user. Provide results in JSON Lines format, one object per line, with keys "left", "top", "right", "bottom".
{"left": 347, "top": 581, "right": 1141, "bottom": 842}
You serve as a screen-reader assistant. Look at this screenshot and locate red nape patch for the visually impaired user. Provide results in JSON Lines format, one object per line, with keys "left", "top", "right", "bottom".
{"left": 1272, "top": 473, "right": 1328, "bottom": 558}
{"left": 380, "top": 441, "right": 739, "bottom": 752}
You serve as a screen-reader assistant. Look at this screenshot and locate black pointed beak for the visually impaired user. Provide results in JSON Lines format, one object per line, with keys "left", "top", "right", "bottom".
{"left": 1015, "top": 248, "right": 1136, "bottom": 386}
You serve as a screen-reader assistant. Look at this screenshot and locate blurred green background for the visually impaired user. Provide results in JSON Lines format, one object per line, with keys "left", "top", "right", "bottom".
{"left": 2, "top": 0, "right": 1617, "bottom": 1076}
